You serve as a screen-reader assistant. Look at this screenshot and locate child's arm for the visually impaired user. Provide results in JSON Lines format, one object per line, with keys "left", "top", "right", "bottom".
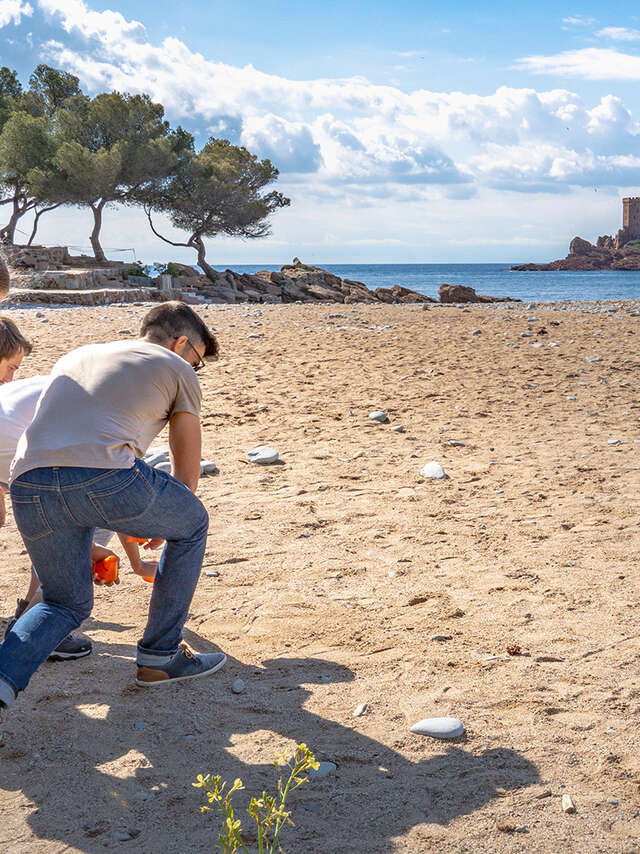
{"left": 116, "top": 534, "right": 158, "bottom": 581}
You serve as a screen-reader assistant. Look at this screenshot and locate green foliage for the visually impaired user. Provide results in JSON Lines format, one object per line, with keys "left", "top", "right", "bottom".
{"left": 27, "top": 64, "right": 81, "bottom": 118}
{"left": 193, "top": 743, "right": 319, "bottom": 854}
{"left": 144, "top": 137, "right": 290, "bottom": 280}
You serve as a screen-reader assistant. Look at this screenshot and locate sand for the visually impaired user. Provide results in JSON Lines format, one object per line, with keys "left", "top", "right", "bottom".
{"left": 0, "top": 299, "right": 639, "bottom": 853}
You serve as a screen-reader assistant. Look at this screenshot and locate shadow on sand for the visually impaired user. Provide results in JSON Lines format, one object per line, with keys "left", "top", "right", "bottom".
{"left": 0, "top": 630, "right": 539, "bottom": 853}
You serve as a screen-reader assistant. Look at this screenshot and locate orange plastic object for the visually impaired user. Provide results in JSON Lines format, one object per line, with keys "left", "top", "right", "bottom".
{"left": 126, "top": 536, "right": 149, "bottom": 545}
{"left": 141, "top": 575, "right": 154, "bottom": 583}
{"left": 93, "top": 554, "right": 119, "bottom": 584}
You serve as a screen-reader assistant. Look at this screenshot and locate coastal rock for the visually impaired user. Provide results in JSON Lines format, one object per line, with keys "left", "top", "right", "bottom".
{"left": 569, "top": 236, "right": 597, "bottom": 255}
{"left": 438, "top": 284, "right": 518, "bottom": 304}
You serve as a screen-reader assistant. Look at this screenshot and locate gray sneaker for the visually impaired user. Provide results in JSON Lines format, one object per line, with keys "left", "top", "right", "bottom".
{"left": 136, "top": 643, "right": 226, "bottom": 687}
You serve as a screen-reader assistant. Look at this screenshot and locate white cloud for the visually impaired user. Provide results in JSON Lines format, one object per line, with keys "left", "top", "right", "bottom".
{"left": 29, "top": 0, "right": 640, "bottom": 202}
{"left": 0, "top": 0, "right": 33, "bottom": 28}
{"left": 562, "top": 15, "right": 597, "bottom": 27}
{"left": 515, "top": 47, "right": 640, "bottom": 80}
{"left": 596, "top": 26, "right": 640, "bottom": 41}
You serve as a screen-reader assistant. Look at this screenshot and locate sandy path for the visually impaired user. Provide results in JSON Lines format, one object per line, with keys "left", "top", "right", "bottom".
{"left": 0, "top": 299, "right": 639, "bottom": 853}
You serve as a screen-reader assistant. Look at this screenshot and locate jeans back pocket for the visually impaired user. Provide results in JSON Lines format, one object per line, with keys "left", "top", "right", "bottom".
{"left": 12, "top": 496, "right": 54, "bottom": 541}
{"left": 87, "top": 468, "right": 154, "bottom": 527}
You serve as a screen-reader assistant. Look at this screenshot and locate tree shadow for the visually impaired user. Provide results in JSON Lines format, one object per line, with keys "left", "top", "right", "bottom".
{"left": 0, "top": 636, "right": 540, "bottom": 853}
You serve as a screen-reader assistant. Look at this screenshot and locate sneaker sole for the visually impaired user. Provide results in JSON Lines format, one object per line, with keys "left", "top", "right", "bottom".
{"left": 48, "top": 648, "right": 92, "bottom": 661}
{"left": 135, "top": 653, "right": 227, "bottom": 687}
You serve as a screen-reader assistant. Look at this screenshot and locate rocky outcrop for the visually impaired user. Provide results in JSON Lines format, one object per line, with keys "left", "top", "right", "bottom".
{"left": 512, "top": 235, "right": 640, "bottom": 271}
{"left": 174, "top": 258, "right": 435, "bottom": 305}
{"left": 438, "top": 284, "right": 520, "bottom": 304}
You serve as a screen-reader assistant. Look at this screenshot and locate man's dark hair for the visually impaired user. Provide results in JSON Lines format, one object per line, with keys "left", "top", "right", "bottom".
{"left": 0, "top": 315, "right": 32, "bottom": 359}
{"left": 140, "top": 301, "right": 219, "bottom": 359}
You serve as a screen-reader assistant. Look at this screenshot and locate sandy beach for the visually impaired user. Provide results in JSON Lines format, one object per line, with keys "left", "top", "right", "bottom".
{"left": 0, "top": 298, "right": 639, "bottom": 853}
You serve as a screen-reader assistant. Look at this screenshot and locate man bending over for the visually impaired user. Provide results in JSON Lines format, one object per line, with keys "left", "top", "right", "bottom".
{"left": 0, "top": 301, "right": 226, "bottom": 738}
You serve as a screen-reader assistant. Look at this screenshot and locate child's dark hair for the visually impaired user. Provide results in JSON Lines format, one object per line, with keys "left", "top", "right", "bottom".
{"left": 0, "top": 316, "right": 32, "bottom": 359}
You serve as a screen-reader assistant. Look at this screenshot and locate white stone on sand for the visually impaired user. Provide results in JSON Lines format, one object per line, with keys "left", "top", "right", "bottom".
{"left": 410, "top": 717, "right": 465, "bottom": 739}
{"left": 420, "top": 461, "right": 447, "bottom": 479}
{"left": 369, "top": 410, "right": 388, "bottom": 423}
{"left": 247, "top": 446, "right": 279, "bottom": 464}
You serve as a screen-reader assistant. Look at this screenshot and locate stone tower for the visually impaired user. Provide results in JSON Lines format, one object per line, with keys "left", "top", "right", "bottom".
{"left": 622, "top": 197, "right": 640, "bottom": 238}
{"left": 614, "top": 197, "right": 640, "bottom": 247}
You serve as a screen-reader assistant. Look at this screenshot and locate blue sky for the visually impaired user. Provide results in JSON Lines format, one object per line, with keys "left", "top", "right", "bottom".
{"left": 1, "top": 0, "right": 640, "bottom": 264}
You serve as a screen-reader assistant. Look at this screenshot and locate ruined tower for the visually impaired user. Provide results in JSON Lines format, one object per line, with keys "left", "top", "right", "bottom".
{"left": 622, "top": 197, "right": 640, "bottom": 238}
{"left": 614, "top": 197, "right": 640, "bottom": 248}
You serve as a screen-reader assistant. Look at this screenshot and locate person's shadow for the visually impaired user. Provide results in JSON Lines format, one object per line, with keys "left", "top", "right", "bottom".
{"left": 0, "top": 631, "right": 539, "bottom": 853}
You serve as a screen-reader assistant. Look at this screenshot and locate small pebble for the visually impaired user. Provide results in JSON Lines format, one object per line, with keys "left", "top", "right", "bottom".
{"left": 420, "top": 461, "right": 447, "bottom": 479}
{"left": 471, "top": 329, "right": 481, "bottom": 335}
{"left": 391, "top": 425, "right": 405, "bottom": 433}
{"left": 353, "top": 703, "right": 367, "bottom": 717}
{"left": 369, "top": 410, "right": 388, "bottom": 423}
{"left": 607, "top": 438, "right": 620, "bottom": 445}
{"left": 449, "top": 440, "right": 465, "bottom": 447}
{"left": 309, "top": 761, "right": 336, "bottom": 779}
{"left": 246, "top": 446, "right": 279, "bottom": 464}
{"left": 607, "top": 798, "right": 619, "bottom": 805}
{"left": 110, "top": 832, "right": 132, "bottom": 841}
{"left": 431, "top": 634, "right": 452, "bottom": 642}
{"left": 410, "top": 717, "right": 465, "bottom": 739}
{"left": 204, "top": 570, "right": 219, "bottom": 577}
{"left": 232, "top": 678, "right": 245, "bottom": 694}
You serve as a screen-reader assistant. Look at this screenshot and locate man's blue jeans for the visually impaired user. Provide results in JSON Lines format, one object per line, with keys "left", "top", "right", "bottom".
{"left": 0, "top": 460, "right": 209, "bottom": 707}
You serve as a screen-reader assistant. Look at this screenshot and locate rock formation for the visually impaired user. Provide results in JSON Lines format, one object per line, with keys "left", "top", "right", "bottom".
{"left": 511, "top": 236, "right": 640, "bottom": 271}
{"left": 438, "top": 284, "right": 519, "bottom": 304}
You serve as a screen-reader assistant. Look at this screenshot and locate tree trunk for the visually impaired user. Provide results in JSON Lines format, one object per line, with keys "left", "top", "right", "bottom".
{"left": 194, "top": 235, "right": 216, "bottom": 283}
{"left": 0, "top": 195, "right": 28, "bottom": 244}
{"left": 90, "top": 202, "right": 106, "bottom": 262}
{"left": 27, "top": 204, "right": 62, "bottom": 246}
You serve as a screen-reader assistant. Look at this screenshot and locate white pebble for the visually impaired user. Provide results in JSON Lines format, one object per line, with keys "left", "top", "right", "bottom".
{"left": 420, "top": 461, "right": 447, "bottom": 479}
{"left": 247, "top": 446, "right": 279, "bottom": 464}
{"left": 410, "top": 717, "right": 465, "bottom": 739}
{"left": 232, "top": 678, "right": 245, "bottom": 694}
{"left": 353, "top": 703, "right": 367, "bottom": 717}
{"left": 309, "top": 761, "right": 336, "bottom": 779}
{"left": 369, "top": 410, "right": 388, "bottom": 423}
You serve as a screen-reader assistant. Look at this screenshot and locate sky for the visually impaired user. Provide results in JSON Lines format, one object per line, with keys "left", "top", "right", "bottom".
{"left": 1, "top": 0, "right": 640, "bottom": 264}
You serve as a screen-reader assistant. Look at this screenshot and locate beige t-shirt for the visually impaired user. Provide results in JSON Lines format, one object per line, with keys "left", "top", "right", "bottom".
{"left": 11, "top": 339, "right": 201, "bottom": 482}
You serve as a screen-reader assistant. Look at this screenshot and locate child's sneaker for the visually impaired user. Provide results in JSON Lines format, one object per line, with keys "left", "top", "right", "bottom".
{"left": 136, "top": 643, "right": 226, "bottom": 687}
{"left": 48, "top": 635, "right": 92, "bottom": 661}
{"left": 3, "top": 597, "right": 29, "bottom": 639}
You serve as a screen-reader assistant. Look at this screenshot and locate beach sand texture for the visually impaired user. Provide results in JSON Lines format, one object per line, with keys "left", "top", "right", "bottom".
{"left": 0, "top": 300, "right": 639, "bottom": 853}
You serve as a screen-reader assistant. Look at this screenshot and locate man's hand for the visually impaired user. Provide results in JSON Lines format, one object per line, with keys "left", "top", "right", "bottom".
{"left": 169, "top": 411, "right": 202, "bottom": 492}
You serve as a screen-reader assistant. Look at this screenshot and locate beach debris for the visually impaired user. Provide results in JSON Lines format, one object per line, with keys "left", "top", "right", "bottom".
{"left": 353, "top": 703, "right": 368, "bottom": 717}
{"left": 562, "top": 794, "right": 576, "bottom": 814}
{"left": 231, "top": 678, "right": 245, "bottom": 694}
{"left": 369, "top": 410, "right": 388, "bottom": 423}
{"left": 309, "top": 761, "right": 336, "bottom": 779}
{"left": 410, "top": 717, "right": 465, "bottom": 740}
{"left": 246, "top": 446, "right": 279, "bottom": 464}
{"left": 496, "top": 820, "right": 526, "bottom": 833}
{"left": 506, "top": 644, "right": 522, "bottom": 656}
{"left": 471, "top": 329, "right": 481, "bottom": 335}
{"left": 204, "top": 570, "right": 219, "bottom": 577}
{"left": 420, "top": 461, "right": 447, "bottom": 479}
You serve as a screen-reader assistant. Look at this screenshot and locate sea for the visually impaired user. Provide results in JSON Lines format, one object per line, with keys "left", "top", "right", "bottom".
{"left": 208, "top": 263, "right": 640, "bottom": 304}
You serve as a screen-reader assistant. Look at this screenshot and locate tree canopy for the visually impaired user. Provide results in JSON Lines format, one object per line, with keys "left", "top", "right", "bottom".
{"left": 0, "top": 64, "right": 291, "bottom": 267}
{"left": 144, "top": 138, "right": 290, "bottom": 282}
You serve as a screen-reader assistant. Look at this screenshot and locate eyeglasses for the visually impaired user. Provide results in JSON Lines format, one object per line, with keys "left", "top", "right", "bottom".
{"left": 185, "top": 338, "right": 206, "bottom": 372}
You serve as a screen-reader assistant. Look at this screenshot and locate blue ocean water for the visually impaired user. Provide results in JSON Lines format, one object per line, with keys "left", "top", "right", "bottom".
{"left": 210, "top": 263, "right": 640, "bottom": 303}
